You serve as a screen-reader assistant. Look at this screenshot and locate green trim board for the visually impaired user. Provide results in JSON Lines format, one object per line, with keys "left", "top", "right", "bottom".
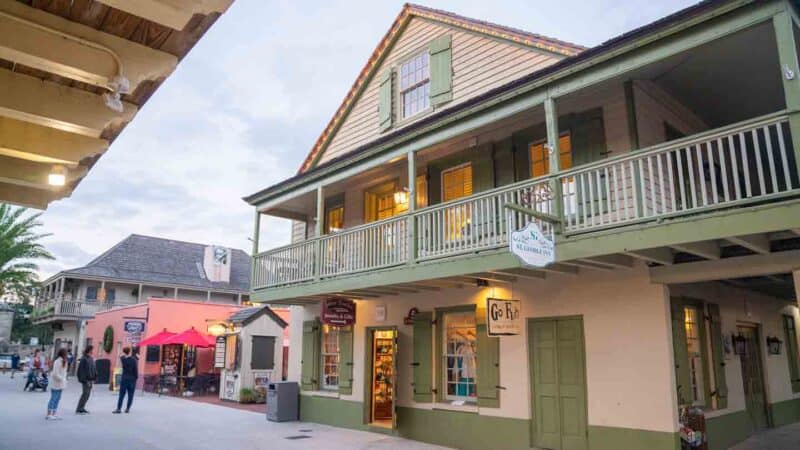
{"left": 299, "top": 395, "right": 369, "bottom": 431}
{"left": 769, "top": 397, "right": 800, "bottom": 427}
{"left": 587, "top": 426, "right": 679, "bottom": 450}
{"left": 247, "top": 0, "right": 780, "bottom": 210}
{"left": 706, "top": 410, "right": 752, "bottom": 450}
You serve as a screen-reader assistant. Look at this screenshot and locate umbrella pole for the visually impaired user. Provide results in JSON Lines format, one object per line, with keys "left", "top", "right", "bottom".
{"left": 179, "top": 344, "right": 185, "bottom": 395}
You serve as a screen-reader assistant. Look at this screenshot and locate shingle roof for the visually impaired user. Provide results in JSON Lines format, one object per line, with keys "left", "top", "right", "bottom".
{"left": 228, "top": 306, "right": 287, "bottom": 328}
{"left": 59, "top": 234, "right": 250, "bottom": 292}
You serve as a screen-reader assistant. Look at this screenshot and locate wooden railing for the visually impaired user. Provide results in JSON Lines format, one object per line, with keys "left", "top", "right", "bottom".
{"left": 33, "top": 300, "right": 114, "bottom": 321}
{"left": 252, "top": 112, "right": 798, "bottom": 289}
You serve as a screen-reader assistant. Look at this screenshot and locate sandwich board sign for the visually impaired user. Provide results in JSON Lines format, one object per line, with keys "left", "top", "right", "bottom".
{"left": 509, "top": 221, "right": 555, "bottom": 267}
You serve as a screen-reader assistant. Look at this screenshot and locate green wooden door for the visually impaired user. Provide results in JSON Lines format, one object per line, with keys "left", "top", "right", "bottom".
{"left": 530, "top": 318, "right": 588, "bottom": 450}
{"left": 737, "top": 325, "right": 769, "bottom": 432}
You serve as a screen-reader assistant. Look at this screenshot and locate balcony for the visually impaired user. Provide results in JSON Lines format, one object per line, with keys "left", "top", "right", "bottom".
{"left": 32, "top": 299, "right": 115, "bottom": 324}
{"left": 253, "top": 112, "right": 799, "bottom": 291}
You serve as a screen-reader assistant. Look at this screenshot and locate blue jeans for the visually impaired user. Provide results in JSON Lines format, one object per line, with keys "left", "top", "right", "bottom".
{"left": 47, "top": 389, "right": 62, "bottom": 412}
{"left": 117, "top": 378, "right": 136, "bottom": 411}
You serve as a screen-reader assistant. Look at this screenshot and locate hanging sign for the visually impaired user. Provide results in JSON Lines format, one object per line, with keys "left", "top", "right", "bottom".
{"left": 322, "top": 298, "right": 356, "bottom": 326}
{"left": 123, "top": 320, "right": 146, "bottom": 345}
{"left": 403, "top": 307, "right": 419, "bottom": 325}
{"left": 510, "top": 221, "right": 555, "bottom": 267}
{"left": 214, "top": 336, "right": 226, "bottom": 368}
{"left": 486, "top": 298, "right": 521, "bottom": 336}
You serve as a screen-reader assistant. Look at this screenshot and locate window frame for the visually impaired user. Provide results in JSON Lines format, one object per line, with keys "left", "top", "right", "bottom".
{"left": 397, "top": 50, "right": 431, "bottom": 121}
{"left": 85, "top": 286, "right": 98, "bottom": 302}
{"left": 320, "top": 324, "right": 341, "bottom": 391}
{"left": 529, "top": 133, "right": 572, "bottom": 179}
{"left": 363, "top": 179, "right": 400, "bottom": 223}
{"left": 436, "top": 305, "right": 478, "bottom": 404}
{"left": 673, "top": 298, "right": 715, "bottom": 409}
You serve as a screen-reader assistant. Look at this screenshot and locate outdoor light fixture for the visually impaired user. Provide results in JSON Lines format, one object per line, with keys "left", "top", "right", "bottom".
{"left": 48, "top": 166, "right": 66, "bottom": 187}
{"left": 103, "top": 91, "right": 124, "bottom": 113}
{"left": 207, "top": 322, "right": 228, "bottom": 337}
{"left": 394, "top": 187, "right": 410, "bottom": 205}
{"left": 767, "top": 336, "right": 783, "bottom": 355}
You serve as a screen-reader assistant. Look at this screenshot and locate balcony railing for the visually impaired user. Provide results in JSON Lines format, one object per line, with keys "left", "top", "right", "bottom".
{"left": 32, "top": 299, "right": 114, "bottom": 321}
{"left": 253, "top": 111, "right": 798, "bottom": 290}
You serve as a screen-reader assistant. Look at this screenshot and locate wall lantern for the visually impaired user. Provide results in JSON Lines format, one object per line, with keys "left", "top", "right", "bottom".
{"left": 766, "top": 336, "right": 783, "bottom": 355}
{"left": 393, "top": 188, "right": 409, "bottom": 206}
{"left": 732, "top": 333, "right": 747, "bottom": 356}
{"left": 207, "top": 322, "right": 228, "bottom": 337}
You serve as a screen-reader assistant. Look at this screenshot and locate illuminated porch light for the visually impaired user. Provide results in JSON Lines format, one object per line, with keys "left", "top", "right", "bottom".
{"left": 48, "top": 166, "right": 66, "bottom": 187}
{"left": 207, "top": 322, "right": 228, "bottom": 337}
{"left": 393, "top": 187, "right": 410, "bottom": 205}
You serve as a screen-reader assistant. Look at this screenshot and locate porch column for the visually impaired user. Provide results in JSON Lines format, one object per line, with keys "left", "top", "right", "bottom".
{"left": 58, "top": 277, "right": 65, "bottom": 300}
{"left": 137, "top": 284, "right": 143, "bottom": 303}
{"left": 100, "top": 280, "right": 105, "bottom": 303}
{"left": 206, "top": 290, "right": 211, "bottom": 302}
{"left": 314, "top": 185, "right": 325, "bottom": 280}
{"left": 544, "top": 96, "right": 564, "bottom": 234}
{"left": 407, "top": 151, "right": 417, "bottom": 265}
{"left": 773, "top": 9, "right": 800, "bottom": 175}
{"left": 173, "top": 287, "right": 178, "bottom": 299}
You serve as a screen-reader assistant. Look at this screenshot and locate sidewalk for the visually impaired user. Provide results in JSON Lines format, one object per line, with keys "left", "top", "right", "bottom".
{"left": 728, "top": 422, "right": 800, "bottom": 450}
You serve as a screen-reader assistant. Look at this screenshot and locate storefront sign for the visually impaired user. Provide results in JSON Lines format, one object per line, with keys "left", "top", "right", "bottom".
{"left": 123, "top": 320, "right": 146, "bottom": 345}
{"left": 214, "top": 336, "right": 226, "bottom": 368}
{"left": 486, "top": 298, "right": 521, "bottom": 336}
{"left": 322, "top": 298, "right": 356, "bottom": 326}
{"left": 510, "top": 222, "right": 555, "bottom": 267}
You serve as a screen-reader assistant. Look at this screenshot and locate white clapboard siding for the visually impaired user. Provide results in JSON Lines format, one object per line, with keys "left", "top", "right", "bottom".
{"left": 319, "top": 17, "right": 564, "bottom": 164}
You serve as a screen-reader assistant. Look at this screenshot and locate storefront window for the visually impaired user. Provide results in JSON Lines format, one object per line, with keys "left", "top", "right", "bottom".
{"left": 321, "top": 325, "right": 340, "bottom": 390}
{"left": 443, "top": 311, "right": 477, "bottom": 402}
{"left": 684, "top": 306, "right": 706, "bottom": 406}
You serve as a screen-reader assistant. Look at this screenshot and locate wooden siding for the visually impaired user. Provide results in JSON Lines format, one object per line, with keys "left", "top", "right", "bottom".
{"left": 291, "top": 220, "right": 308, "bottom": 243}
{"left": 318, "top": 17, "right": 564, "bottom": 165}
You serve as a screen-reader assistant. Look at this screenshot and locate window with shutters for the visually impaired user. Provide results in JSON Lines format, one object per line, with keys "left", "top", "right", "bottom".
{"left": 364, "top": 181, "right": 399, "bottom": 223}
{"left": 441, "top": 163, "right": 473, "bottom": 240}
{"left": 325, "top": 205, "right": 344, "bottom": 234}
{"left": 321, "top": 324, "right": 340, "bottom": 390}
{"left": 530, "top": 134, "right": 572, "bottom": 178}
{"left": 443, "top": 310, "right": 477, "bottom": 402}
{"left": 399, "top": 51, "right": 430, "bottom": 119}
{"left": 684, "top": 306, "right": 707, "bottom": 406}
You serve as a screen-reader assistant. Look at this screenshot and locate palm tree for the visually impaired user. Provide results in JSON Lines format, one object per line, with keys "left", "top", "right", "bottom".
{"left": 0, "top": 203, "right": 53, "bottom": 299}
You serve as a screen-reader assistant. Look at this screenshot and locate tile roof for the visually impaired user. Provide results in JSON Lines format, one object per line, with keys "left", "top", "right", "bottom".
{"left": 59, "top": 234, "right": 250, "bottom": 292}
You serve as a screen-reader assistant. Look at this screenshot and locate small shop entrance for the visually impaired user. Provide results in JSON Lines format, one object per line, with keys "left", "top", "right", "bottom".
{"left": 736, "top": 324, "right": 770, "bottom": 432}
{"left": 528, "top": 317, "right": 588, "bottom": 450}
{"left": 364, "top": 327, "right": 397, "bottom": 429}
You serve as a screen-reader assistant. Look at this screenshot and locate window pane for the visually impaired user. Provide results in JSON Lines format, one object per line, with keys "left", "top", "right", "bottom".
{"left": 321, "top": 325, "right": 340, "bottom": 389}
{"left": 444, "top": 311, "right": 477, "bottom": 402}
{"left": 684, "top": 307, "right": 705, "bottom": 405}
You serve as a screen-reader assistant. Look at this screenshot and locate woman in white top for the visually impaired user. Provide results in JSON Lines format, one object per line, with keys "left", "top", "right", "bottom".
{"left": 46, "top": 348, "right": 68, "bottom": 420}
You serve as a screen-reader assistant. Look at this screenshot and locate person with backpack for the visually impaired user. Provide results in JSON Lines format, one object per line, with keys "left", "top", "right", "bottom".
{"left": 113, "top": 347, "right": 138, "bottom": 414}
{"left": 75, "top": 345, "right": 97, "bottom": 414}
{"left": 46, "top": 348, "right": 68, "bottom": 420}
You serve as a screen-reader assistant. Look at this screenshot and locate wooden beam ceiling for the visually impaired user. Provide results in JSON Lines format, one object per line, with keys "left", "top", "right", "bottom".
{"left": 0, "top": 155, "right": 86, "bottom": 190}
{"left": 0, "top": 116, "right": 108, "bottom": 165}
{"left": 95, "top": 0, "right": 233, "bottom": 30}
{"left": 671, "top": 240, "right": 721, "bottom": 260}
{"left": 625, "top": 248, "right": 674, "bottom": 265}
{"left": 726, "top": 234, "right": 771, "bottom": 254}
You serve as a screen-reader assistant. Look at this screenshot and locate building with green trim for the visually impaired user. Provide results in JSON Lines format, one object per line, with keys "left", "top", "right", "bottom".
{"left": 244, "top": 2, "right": 800, "bottom": 449}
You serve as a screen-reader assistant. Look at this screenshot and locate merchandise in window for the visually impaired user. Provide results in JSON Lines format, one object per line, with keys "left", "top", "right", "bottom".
{"left": 400, "top": 51, "right": 430, "bottom": 119}
{"left": 321, "top": 325, "right": 340, "bottom": 390}
{"left": 684, "top": 306, "right": 706, "bottom": 406}
{"left": 443, "top": 311, "right": 477, "bottom": 402}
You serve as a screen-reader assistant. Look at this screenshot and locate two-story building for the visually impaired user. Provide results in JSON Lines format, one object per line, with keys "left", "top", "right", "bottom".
{"left": 33, "top": 234, "right": 251, "bottom": 363}
{"left": 245, "top": 2, "right": 800, "bottom": 449}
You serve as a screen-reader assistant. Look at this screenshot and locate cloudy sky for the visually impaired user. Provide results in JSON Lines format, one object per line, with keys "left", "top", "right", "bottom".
{"left": 35, "top": 0, "right": 697, "bottom": 278}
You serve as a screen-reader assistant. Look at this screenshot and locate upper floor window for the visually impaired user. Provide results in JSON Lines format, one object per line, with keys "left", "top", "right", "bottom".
{"left": 325, "top": 205, "right": 344, "bottom": 234}
{"left": 85, "top": 286, "right": 97, "bottom": 301}
{"left": 364, "top": 181, "right": 399, "bottom": 223}
{"left": 399, "top": 51, "right": 430, "bottom": 119}
{"left": 530, "top": 134, "right": 572, "bottom": 178}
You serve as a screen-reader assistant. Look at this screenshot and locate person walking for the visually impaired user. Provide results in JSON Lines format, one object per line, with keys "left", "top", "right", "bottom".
{"left": 24, "top": 349, "right": 44, "bottom": 391}
{"left": 46, "top": 348, "right": 68, "bottom": 420}
{"left": 10, "top": 352, "right": 20, "bottom": 378}
{"left": 75, "top": 345, "right": 96, "bottom": 414}
{"left": 113, "top": 347, "right": 138, "bottom": 414}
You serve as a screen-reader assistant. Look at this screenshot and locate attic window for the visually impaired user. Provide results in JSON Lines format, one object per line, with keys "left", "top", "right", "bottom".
{"left": 399, "top": 51, "right": 430, "bottom": 119}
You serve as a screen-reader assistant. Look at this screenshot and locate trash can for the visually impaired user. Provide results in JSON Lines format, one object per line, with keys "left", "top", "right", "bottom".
{"left": 266, "top": 381, "right": 299, "bottom": 422}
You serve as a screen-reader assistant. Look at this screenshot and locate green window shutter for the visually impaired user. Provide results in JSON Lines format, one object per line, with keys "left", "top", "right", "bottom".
{"left": 412, "top": 311, "right": 433, "bottom": 402}
{"left": 379, "top": 69, "right": 393, "bottom": 132}
{"left": 707, "top": 303, "right": 728, "bottom": 409}
{"left": 471, "top": 145, "right": 495, "bottom": 193}
{"left": 783, "top": 315, "right": 800, "bottom": 393}
{"left": 492, "top": 138, "right": 515, "bottom": 186}
{"left": 301, "top": 319, "right": 320, "bottom": 391}
{"left": 572, "top": 109, "right": 608, "bottom": 216}
{"left": 476, "top": 304, "right": 500, "bottom": 408}
{"left": 338, "top": 325, "right": 354, "bottom": 395}
{"left": 429, "top": 35, "right": 452, "bottom": 106}
{"left": 670, "top": 301, "right": 691, "bottom": 406}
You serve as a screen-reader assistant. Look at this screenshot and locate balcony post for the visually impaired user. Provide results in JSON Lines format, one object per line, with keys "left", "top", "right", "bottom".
{"left": 407, "top": 151, "right": 417, "bottom": 264}
{"left": 251, "top": 210, "right": 261, "bottom": 288}
{"left": 315, "top": 185, "right": 325, "bottom": 280}
{"left": 544, "top": 96, "right": 564, "bottom": 235}
{"left": 773, "top": 9, "right": 800, "bottom": 175}
{"left": 137, "top": 283, "right": 143, "bottom": 303}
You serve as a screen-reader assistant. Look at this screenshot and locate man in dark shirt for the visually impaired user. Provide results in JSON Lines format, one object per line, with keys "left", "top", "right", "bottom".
{"left": 113, "top": 347, "right": 138, "bottom": 414}
{"left": 75, "top": 345, "right": 97, "bottom": 414}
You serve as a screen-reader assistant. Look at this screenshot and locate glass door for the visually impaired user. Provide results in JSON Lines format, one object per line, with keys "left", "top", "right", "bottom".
{"left": 370, "top": 328, "right": 397, "bottom": 428}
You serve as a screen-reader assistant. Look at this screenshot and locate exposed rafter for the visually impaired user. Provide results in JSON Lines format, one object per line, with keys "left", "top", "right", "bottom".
{"left": 0, "top": 182, "right": 62, "bottom": 209}
{"left": 671, "top": 241, "right": 721, "bottom": 260}
{"left": 95, "top": 0, "right": 233, "bottom": 30}
{"left": 650, "top": 249, "right": 800, "bottom": 284}
{"left": 625, "top": 248, "right": 674, "bottom": 265}
{"left": 0, "top": 117, "right": 108, "bottom": 166}
{"left": 0, "top": 155, "right": 86, "bottom": 190}
{"left": 726, "top": 234, "right": 771, "bottom": 254}
{"left": 580, "top": 254, "right": 635, "bottom": 269}
{"left": 561, "top": 260, "right": 614, "bottom": 272}
{"left": 492, "top": 269, "right": 545, "bottom": 280}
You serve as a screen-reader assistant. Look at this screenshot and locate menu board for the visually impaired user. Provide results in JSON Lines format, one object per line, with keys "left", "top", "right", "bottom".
{"left": 214, "top": 336, "right": 225, "bottom": 368}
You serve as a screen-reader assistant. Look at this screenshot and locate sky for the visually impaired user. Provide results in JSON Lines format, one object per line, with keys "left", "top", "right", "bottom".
{"left": 34, "top": 0, "right": 698, "bottom": 278}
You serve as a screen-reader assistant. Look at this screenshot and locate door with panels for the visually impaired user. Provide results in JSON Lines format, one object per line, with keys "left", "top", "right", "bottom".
{"left": 529, "top": 317, "right": 588, "bottom": 450}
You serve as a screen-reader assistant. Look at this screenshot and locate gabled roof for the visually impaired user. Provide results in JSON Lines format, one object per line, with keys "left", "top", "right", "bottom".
{"left": 56, "top": 234, "right": 250, "bottom": 293}
{"left": 296, "top": 3, "right": 586, "bottom": 174}
{"left": 228, "top": 306, "right": 288, "bottom": 328}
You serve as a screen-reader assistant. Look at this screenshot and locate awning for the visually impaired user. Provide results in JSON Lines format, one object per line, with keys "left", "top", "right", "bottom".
{"left": 137, "top": 328, "right": 176, "bottom": 346}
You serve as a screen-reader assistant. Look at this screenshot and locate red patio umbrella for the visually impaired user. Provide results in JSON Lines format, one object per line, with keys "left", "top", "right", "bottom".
{"left": 137, "top": 328, "right": 176, "bottom": 346}
{"left": 163, "top": 327, "right": 215, "bottom": 348}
